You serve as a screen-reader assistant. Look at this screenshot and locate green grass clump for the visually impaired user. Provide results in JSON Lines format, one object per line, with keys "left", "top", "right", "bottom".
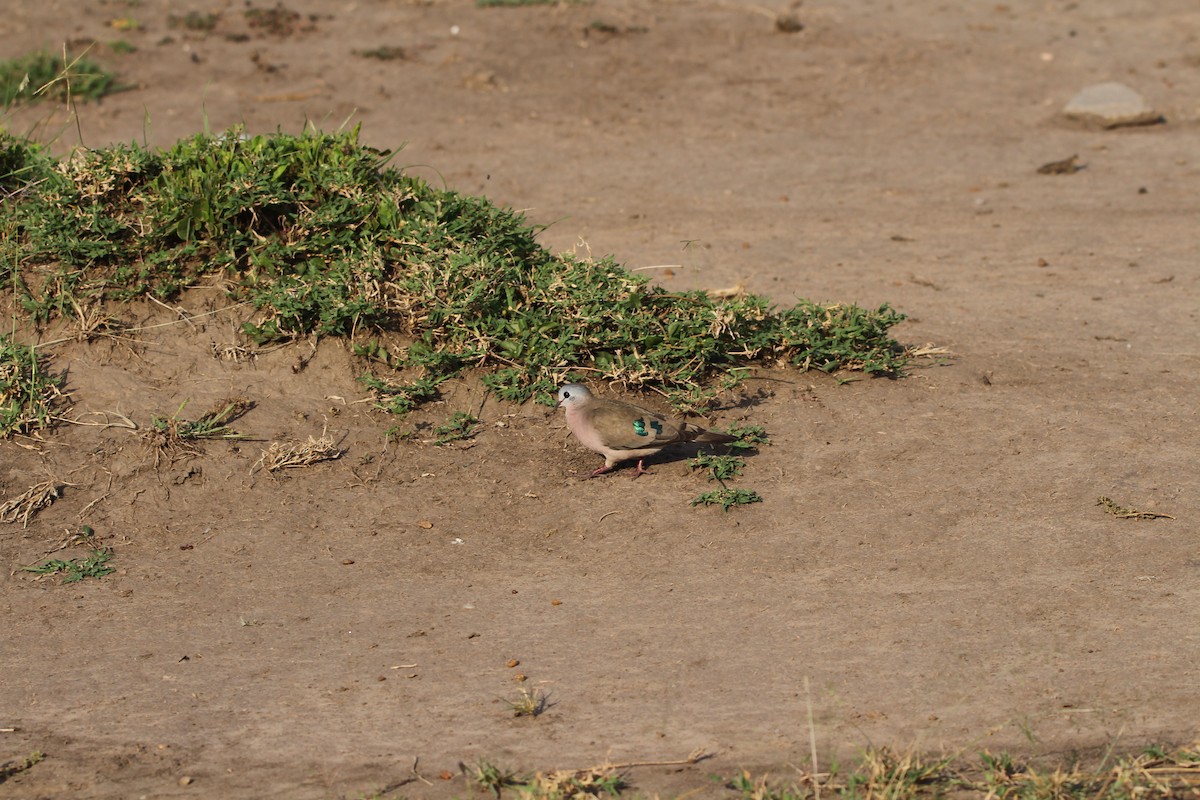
{"left": 727, "top": 744, "right": 1200, "bottom": 800}
{"left": 0, "top": 133, "right": 54, "bottom": 192}
{"left": 0, "top": 334, "right": 64, "bottom": 437}
{"left": 24, "top": 548, "right": 114, "bottom": 583}
{"left": 434, "top": 412, "right": 479, "bottom": 445}
{"left": 0, "top": 50, "right": 118, "bottom": 106}
{"left": 692, "top": 487, "right": 763, "bottom": 511}
{"left": 149, "top": 398, "right": 252, "bottom": 442}
{"left": 1, "top": 126, "right": 907, "bottom": 415}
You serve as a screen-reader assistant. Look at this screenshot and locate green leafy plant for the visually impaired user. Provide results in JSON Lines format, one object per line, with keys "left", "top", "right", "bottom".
{"left": 24, "top": 548, "right": 115, "bottom": 583}
{"left": 689, "top": 453, "right": 744, "bottom": 482}
{"left": 723, "top": 423, "right": 769, "bottom": 450}
{"left": 689, "top": 426, "right": 769, "bottom": 510}
{"left": 692, "top": 487, "right": 763, "bottom": 511}
{"left": 433, "top": 412, "right": 479, "bottom": 445}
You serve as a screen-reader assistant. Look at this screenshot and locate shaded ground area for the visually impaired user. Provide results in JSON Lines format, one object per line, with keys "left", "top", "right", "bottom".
{"left": 2, "top": 1, "right": 1198, "bottom": 797}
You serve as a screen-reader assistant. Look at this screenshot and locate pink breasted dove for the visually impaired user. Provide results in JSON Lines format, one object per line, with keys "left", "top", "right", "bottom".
{"left": 556, "top": 382, "right": 736, "bottom": 477}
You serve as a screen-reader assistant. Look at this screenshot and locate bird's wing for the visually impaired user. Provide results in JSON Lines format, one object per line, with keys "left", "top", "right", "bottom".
{"left": 585, "top": 401, "right": 689, "bottom": 451}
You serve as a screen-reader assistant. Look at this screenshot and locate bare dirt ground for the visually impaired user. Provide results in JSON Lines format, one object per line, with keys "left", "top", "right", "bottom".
{"left": 2, "top": 1, "right": 1199, "bottom": 797}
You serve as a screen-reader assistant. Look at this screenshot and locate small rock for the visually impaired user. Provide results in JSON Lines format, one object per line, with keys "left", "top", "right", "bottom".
{"left": 1063, "top": 82, "right": 1163, "bottom": 128}
{"left": 1037, "top": 154, "right": 1082, "bottom": 175}
{"left": 179, "top": 775, "right": 194, "bottom": 786}
{"left": 775, "top": 14, "right": 803, "bottom": 33}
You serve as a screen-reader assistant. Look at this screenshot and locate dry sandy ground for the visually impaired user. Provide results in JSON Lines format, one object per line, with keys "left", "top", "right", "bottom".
{"left": 2, "top": 1, "right": 1199, "bottom": 797}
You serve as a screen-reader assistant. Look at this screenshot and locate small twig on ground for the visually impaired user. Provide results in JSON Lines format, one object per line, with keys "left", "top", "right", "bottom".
{"left": 595, "top": 749, "right": 714, "bottom": 770}
{"left": 1097, "top": 496, "right": 1175, "bottom": 520}
{"left": 58, "top": 410, "right": 138, "bottom": 429}
{"left": 411, "top": 756, "right": 433, "bottom": 787}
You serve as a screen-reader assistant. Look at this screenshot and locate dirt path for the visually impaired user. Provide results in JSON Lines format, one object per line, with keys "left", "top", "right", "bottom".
{"left": 2, "top": 1, "right": 1198, "bottom": 797}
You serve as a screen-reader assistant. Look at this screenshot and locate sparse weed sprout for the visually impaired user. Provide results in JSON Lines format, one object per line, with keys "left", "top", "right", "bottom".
{"left": 1, "top": 127, "right": 906, "bottom": 416}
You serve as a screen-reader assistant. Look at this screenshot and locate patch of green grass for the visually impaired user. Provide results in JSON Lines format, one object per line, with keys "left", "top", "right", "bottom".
{"left": 0, "top": 334, "right": 64, "bottom": 437}
{"left": 440, "top": 742, "right": 1200, "bottom": 800}
{"left": 723, "top": 423, "right": 769, "bottom": 450}
{"left": 1, "top": 126, "right": 907, "bottom": 416}
{"left": 434, "top": 412, "right": 479, "bottom": 445}
{"left": 689, "top": 452, "right": 744, "bottom": 482}
{"left": 503, "top": 686, "right": 548, "bottom": 718}
{"left": 689, "top": 426, "right": 768, "bottom": 509}
{"left": 0, "top": 49, "right": 118, "bottom": 106}
{"left": 0, "top": 133, "right": 54, "bottom": 192}
{"left": 24, "top": 548, "right": 114, "bottom": 583}
{"left": 149, "top": 398, "right": 252, "bottom": 442}
{"left": 360, "top": 374, "right": 444, "bottom": 415}
{"left": 108, "top": 40, "right": 138, "bottom": 55}
{"left": 692, "top": 487, "right": 762, "bottom": 511}
{"left": 726, "top": 743, "right": 1200, "bottom": 800}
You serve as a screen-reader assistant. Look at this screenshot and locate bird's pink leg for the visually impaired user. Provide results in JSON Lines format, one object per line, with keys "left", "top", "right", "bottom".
{"left": 631, "top": 459, "right": 652, "bottom": 478}
{"left": 588, "top": 462, "right": 613, "bottom": 478}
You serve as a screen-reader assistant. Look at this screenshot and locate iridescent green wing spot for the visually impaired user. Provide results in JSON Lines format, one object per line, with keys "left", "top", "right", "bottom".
{"left": 632, "top": 418, "right": 648, "bottom": 436}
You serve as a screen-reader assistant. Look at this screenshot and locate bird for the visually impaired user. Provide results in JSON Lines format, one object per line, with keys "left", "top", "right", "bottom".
{"left": 556, "top": 382, "right": 736, "bottom": 477}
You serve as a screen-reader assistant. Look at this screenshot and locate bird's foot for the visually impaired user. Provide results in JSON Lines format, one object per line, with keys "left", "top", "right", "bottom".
{"left": 588, "top": 464, "right": 613, "bottom": 478}
{"left": 631, "top": 459, "right": 652, "bottom": 479}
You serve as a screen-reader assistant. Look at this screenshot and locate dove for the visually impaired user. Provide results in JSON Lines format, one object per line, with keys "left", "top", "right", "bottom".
{"left": 556, "top": 383, "right": 737, "bottom": 477}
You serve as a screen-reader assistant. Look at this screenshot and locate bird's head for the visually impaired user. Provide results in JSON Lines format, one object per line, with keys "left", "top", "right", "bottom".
{"left": 556, "top": 383, "right": 592, "bottom": 409}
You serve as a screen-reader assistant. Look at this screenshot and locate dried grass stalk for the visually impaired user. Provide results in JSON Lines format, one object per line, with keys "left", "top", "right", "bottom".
{"left": 0, "top": 480, "right": 60, "bottom": 527}
{"left": 257, "top": 435, "right": 341, "bottom": 472}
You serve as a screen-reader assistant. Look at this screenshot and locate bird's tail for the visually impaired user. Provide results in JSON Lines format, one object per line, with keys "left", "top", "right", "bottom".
{"left": 688, "top": 426, "right": 738, "bottom": 445}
